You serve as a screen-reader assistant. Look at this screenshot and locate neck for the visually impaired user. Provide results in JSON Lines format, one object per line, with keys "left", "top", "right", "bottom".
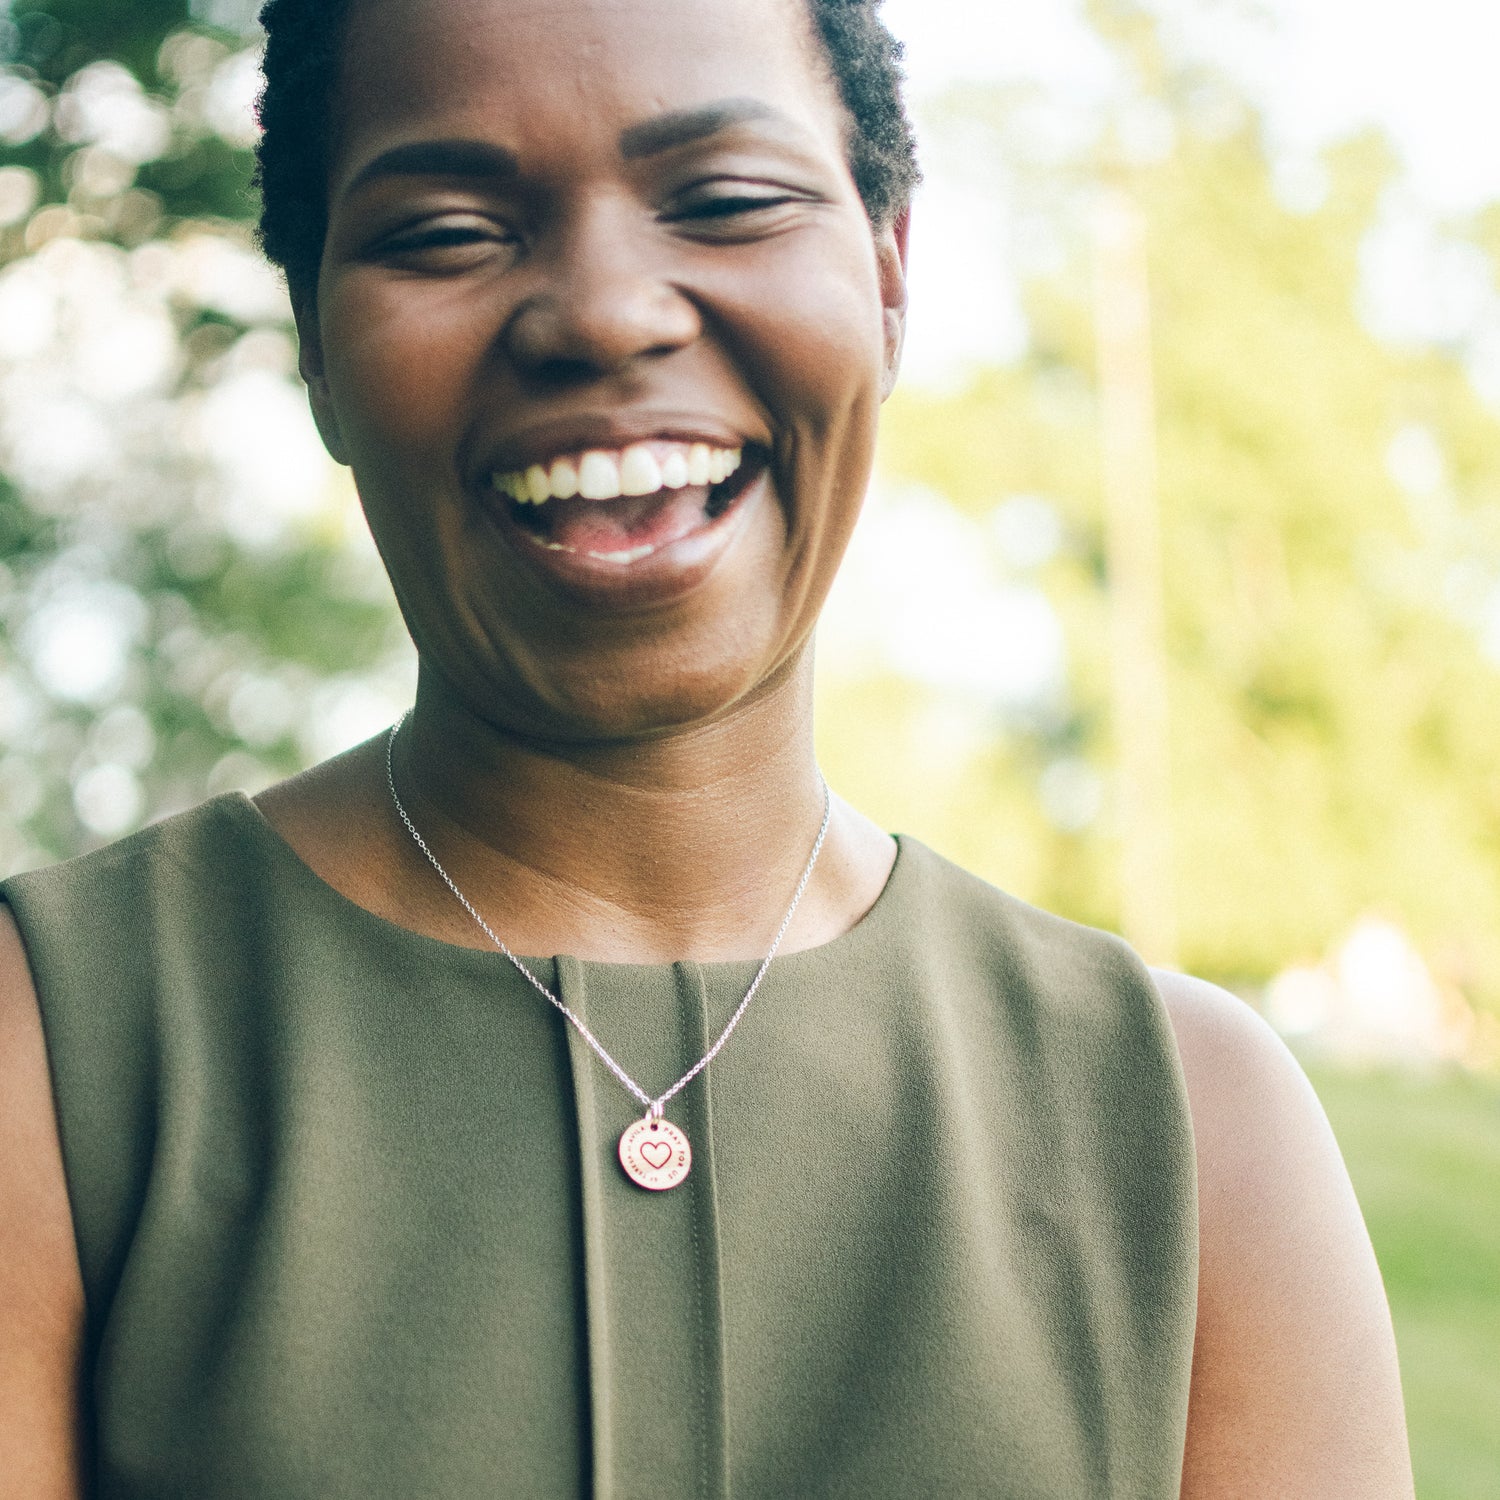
{"left": 391, "top": 653, "right": 833, "bottom": 963}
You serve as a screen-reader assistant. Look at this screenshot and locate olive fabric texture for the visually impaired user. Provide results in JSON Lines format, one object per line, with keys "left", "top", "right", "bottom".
{"left": 4, "top": 795, "right": 1198, "bottom": 1499}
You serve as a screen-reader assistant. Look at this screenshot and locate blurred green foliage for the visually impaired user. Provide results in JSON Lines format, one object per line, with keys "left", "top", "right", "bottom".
{"left": 0, "top": 0, "right": 408, "bottom": 866}
{"left": 824, "top": 56, "right": 1500, "bottom": 1017}
{"left": 6, "top": 0, "right": 258, "bottom": 221}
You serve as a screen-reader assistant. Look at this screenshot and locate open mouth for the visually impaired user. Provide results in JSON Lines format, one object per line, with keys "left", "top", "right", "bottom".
{"left": 489, "top": 440, "right": 763, "bottom": 565}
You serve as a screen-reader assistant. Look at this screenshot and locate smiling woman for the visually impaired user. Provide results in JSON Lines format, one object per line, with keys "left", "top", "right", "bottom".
{"left": 0, "top": 1, "right": 1414, "bottom": 1497}
{"left": 282, "top": 0, "right": 910, "bottom": 736}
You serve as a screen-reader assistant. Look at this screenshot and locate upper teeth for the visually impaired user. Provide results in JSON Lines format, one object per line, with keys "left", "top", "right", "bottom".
{"left": 493, "top": 442, "right": 743, "bottom": 505}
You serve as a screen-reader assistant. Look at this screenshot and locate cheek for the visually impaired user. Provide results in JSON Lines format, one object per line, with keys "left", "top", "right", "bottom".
{"left": 728, "top": 237, "right": 888, "bottom": 436}
{"left": 713, "top": 236, "right": 887, "bottom": 588}
{"left": 775, "top": 253, "right": 886, "bottom": 607}
{"left": 314, "top": 276, "right": 503, "bottom": 640}
{"left": 702, "top": 241, "right": 885, "bottom": 638}
{"left": 318, "top": 271, "right": 497, "bottom": 461}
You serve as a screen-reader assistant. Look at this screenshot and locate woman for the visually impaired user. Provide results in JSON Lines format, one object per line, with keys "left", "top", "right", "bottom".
{"left": 0, "top": 0, "right": 1414, "bottom": 1494}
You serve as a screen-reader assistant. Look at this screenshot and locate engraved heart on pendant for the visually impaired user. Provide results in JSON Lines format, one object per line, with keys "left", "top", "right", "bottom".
{"left": 618, "top": 1116, "right": 692, "bottom": 1190}
{"left": 640, "top": 1139, "right": 673, "bottom": 1169}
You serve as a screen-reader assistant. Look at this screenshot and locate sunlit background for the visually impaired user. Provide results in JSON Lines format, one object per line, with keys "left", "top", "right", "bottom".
{"left": 1, "top": 0, "right": 1497, "bottom": 1490}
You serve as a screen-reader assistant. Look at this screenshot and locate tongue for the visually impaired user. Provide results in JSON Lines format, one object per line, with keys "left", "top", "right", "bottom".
{"left": 542, "top": 487, "right": 712, "bottom": 557}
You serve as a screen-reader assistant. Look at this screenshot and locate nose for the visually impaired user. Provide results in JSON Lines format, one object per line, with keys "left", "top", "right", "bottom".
{"left": 502, "top": 204, "right": 702, "bottom": 382}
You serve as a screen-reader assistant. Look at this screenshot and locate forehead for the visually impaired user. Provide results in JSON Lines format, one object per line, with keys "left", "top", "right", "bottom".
{"left": 329, "top": 0, "right": 841, "bottom": 183}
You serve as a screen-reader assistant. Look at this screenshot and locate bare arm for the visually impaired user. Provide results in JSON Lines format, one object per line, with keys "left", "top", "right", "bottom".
{"left": 0, "top": 905, "right": 87, "bottom": 1498}
{"left": 1156, "top": 969, "right": 1415, "bottom": 1499}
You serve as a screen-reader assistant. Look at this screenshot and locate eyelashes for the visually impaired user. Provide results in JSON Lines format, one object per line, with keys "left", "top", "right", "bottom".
{"left": 361, "top": 181, "right": 820, "bottom": 269}
{"left": 364, "top": 216, "right": 522, "bottom": 271}
{"left": 661, "top": 186, "right": 817, "bottom": 243}
{"left": 673, "top": 193, "right": 800, "bottom": 218}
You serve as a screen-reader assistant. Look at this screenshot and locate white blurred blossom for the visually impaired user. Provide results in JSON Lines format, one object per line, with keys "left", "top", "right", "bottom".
{"left": 65, "top": 145, "right": 138, "bottom": 201}
{"left": 21, "top": 581, "right": 148, "bottom": 705}
{"left": 205, "top": 47, "right": 264, "bottom": 149}
{"left": 188, "top": 368, "right": 332, "bottom": 544}
{"left": 2, "top": 392, "right": 118, "bottom": 495}
{"left": 0, "top": 255, "right": 59, "bottom": 359}
{"left": 0, "top": 72, "right": 50, "bottom": 146}
{"left": 0, "top": 165, "right": 41, "bottom": 227}
{"left": 170, "top": 233, "right": 291, "bottom": 324}
{"left": 206, "top": 750, "right": 275, "bottom": 796}
{"left": 72, "top": 762, "right": 145, "bottom": 837}
{"left": 299, "top": 675, "right": 415, "bottom": 764}
{"left": 87, "top": 704, "right": 157, "bottom": 771}
{"left": 54, "top": 62, "right": 170, "bottom": 165}
{"left": 206, "top": 665, "right": 307, "bottom": 746}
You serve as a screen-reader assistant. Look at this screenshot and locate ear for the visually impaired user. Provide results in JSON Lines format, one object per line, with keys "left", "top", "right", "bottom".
{"left": 876, "top": 207, "right": 910, "bottom": 401}
{"left": 292, "top": 292, "right": 351, "bottom": 466}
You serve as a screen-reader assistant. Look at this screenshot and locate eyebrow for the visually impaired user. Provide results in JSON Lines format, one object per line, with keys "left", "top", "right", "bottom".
{"left": 344, "top": 139, "right": 520, "bottom": 195}
{"left": 618, "top": 98, "right": 785, "bottom": 159}
{"left": 343, "top": 98, "right": 793, "bottom": 196}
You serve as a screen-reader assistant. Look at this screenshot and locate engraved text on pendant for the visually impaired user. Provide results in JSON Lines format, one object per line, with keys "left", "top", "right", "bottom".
{"left": 618, "top": 1116, "right": 692, "bottom": 1191}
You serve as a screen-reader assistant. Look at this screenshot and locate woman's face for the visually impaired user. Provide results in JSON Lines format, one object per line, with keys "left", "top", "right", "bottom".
{"left": 302, "top": 0, "right": 908, "bottom": 740}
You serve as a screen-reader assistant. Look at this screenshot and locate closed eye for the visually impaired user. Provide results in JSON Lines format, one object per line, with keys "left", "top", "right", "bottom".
{"left": 676, "top": 194, "right": 798, "bottom": 219}
{"left": 663, "top": 183, "right": 818, "bottom": 241}
{"left": 367, "top": 215, "right": 522, "bottom": 269}
{"left": 391, "top": 225, "right": 497, "bottom": 248}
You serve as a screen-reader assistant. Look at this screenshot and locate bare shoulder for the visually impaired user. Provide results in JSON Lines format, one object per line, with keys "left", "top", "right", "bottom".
{"left": 1152, "top": 969, "right": 1415, "bottom": 1498}
{"left": 0, "top": 904, "right": 88, "bottom": 1496}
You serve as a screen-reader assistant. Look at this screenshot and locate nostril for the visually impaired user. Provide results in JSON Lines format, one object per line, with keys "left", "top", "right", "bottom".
{"left": 516, "top": 342, "right": 691, "bottom": 392}
{"left": 527, "top": 354, "right": 611, "bottom": 388}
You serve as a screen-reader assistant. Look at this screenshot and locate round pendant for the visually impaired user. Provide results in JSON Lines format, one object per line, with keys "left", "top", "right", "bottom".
{"left": 618, "top": 1114, "right": 692, "bottom": 1191}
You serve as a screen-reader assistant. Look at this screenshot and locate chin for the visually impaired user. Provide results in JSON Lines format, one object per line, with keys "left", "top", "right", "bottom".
{"left": 462, "top": 631, "right": 803, "bottom": 745}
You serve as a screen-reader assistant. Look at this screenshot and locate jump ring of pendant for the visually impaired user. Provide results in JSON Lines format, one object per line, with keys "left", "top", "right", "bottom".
{"left": 648, "top": 1100, "right": 665, "bottom": 1122}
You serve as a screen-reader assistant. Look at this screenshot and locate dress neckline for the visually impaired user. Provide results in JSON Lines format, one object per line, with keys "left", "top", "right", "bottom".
{"left": 219, "top": 790, "right": 914, "bottom": 975}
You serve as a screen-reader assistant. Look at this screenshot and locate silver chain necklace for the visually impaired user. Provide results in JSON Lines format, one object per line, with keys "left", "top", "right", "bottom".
{"left": 385, "top": 714, "right": 832, "bottom": 1192}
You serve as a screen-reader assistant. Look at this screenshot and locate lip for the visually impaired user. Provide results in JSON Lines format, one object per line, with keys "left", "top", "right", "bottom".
{"left": 482, "top": 458, "right": 769, "bottom": 610}
{"left": 470, "top": 410, "right": 760, "bottom": 486}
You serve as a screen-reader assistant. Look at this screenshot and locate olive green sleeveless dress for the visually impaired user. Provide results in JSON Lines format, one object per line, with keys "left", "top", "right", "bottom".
{"left": 3, "top": 794, "right": 1197, "bottom": 1499}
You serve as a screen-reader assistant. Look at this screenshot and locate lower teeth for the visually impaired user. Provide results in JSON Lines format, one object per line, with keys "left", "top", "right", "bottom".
{"left": 589, "top": 543, "right": 657, "bottom": 564}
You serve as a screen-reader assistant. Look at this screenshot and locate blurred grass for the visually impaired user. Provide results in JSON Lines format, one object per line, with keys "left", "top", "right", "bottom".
{"left": 1304, "top": 1062, "right": 1500, "bottom": 1499}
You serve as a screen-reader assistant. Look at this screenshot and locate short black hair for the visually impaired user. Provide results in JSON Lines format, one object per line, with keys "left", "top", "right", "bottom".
{"left": 254, "top": 0, "right": 920, "bottom": 298}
